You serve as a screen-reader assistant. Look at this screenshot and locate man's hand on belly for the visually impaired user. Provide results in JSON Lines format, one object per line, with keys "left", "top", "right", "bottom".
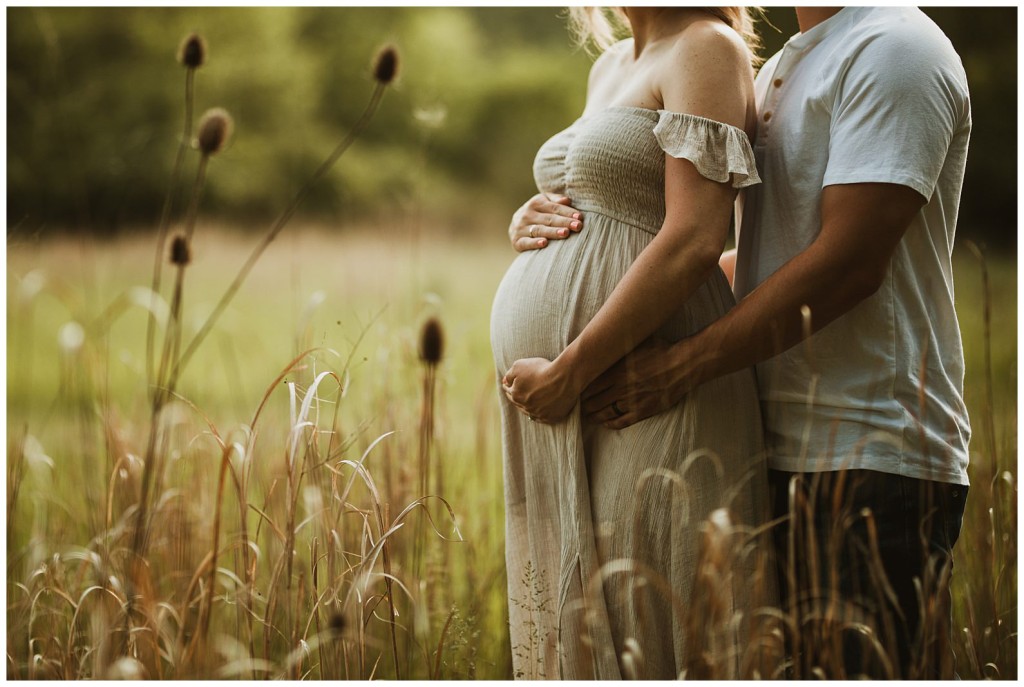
{"left": 582, "top": 338, "right": 693, "bottom": 429}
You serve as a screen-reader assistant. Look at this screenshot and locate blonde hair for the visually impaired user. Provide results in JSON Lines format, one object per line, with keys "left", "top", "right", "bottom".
{"left": 569, "top": 7, "right": 763, "bottom": 63}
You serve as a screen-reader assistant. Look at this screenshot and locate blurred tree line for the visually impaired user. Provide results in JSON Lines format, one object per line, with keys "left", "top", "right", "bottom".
{"left": 6, "top": 7, "right": 1016, "bottom": 245}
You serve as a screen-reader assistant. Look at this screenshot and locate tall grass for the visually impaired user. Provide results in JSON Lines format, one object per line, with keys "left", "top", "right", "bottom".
{"left": 6, "top": 228, "right": 1016, "bottom": 679}
{"left": 6, "top": 225, "right": 508, "bottom": 679}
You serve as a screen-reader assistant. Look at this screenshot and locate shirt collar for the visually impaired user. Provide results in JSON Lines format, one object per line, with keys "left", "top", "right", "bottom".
{"left": 786, "top": 7, "right": 869, "bottom": 52}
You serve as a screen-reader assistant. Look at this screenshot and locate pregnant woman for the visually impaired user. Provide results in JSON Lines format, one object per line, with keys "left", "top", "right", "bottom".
{"left": 491, "top": 7, "right": 772, "bottom": 680}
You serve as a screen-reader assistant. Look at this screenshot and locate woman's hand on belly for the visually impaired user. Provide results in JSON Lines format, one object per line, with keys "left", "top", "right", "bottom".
{"left": 508, "top": 193, "right": 584, "bottom": 252}
{"left": 502, "top": 357, "right": 581, "bottom": 424}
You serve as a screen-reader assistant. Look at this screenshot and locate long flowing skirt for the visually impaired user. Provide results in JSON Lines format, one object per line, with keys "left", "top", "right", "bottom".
{"left": 491, "top": 214, "right": 773, "bottom": 679}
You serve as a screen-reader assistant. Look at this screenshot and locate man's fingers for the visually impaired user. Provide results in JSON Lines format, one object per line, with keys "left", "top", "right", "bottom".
{"left": 601, "top": 403, "right": 650, "bottom": 430}
{"left": 602, "top": 413, "right": 638, "bottom": 430}
{"left": 588, "top": 404, "right": 618, "bottom": 424}
{"left": 582, "top": 393, "right": 610, "bottom": 415}
{"left": 581, "top": 381, "right": 619, "bottom": 410}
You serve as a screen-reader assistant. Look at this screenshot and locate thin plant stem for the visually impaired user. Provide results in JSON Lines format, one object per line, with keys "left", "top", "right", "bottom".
{"left": 966, "top": 241, "right": 998, "bottom": 469}
{"left": 376, "top": 502, "right": 402, "bottom": 680}
{"left": 199, "top": 442, "right": 234, "bottom": 643}
{"left": 135, "top": 152, "right": 209, "bottom": 554}
{"left": 125, "top": 153, "right": 211, "bottom": 650}
{"left": 147, "top": 67, "right": 195, "bottom": 388}
{"left": 169, "top": 83, "right": 387, "bottom": 387}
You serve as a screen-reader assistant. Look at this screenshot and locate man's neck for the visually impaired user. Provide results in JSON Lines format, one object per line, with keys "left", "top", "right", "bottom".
{"left": 795, "top": 7, "right": 843, "bottom": 34}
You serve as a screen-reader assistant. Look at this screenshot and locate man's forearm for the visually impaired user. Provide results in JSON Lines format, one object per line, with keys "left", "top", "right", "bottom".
{"left": 583, "top": 183, "right": 923, "bottom": 428}
{"left": 674, "top": 182, "right": 924, "bottom": 394}
{"left": 676, "top": 237, "right": 884, "bottom": 392}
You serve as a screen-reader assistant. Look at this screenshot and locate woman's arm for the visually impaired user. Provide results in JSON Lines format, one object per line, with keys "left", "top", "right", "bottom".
{"left": 503, "top": 23, "right": 755, "bottom": 422}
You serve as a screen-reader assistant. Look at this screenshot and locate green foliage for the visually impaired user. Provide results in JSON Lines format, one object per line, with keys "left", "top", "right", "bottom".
{"left": 5, "top": 7, "right": 1016, "bottom": 243}
{"left": 6, "top": 7, "right": 592, "bottom": 235}
{"left": 922, "top": 7, "right": 1018, "bottom": 242}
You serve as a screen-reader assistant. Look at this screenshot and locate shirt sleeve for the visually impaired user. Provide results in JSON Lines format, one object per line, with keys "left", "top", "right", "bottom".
{"left": 824, "top": 29, "right": 969, "bottom": 200}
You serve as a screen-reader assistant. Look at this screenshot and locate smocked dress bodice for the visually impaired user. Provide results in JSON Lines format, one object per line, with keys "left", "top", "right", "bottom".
{"left": 533, "top": 106, "right": 759, "bottom": 233}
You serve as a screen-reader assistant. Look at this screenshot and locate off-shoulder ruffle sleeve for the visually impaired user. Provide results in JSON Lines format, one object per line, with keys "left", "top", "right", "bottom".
{"left": 652, "top": 110, "right": 761, "bottom": 188}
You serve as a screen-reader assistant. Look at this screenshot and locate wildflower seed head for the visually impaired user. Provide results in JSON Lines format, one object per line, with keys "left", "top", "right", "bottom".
{"left": 170, "top": 234, "right": 191, "bottom": 266}
{"left": 419, "top": 317, "right": 444, "bottom": 365}
{"left": 328, "top": 611, "right": 346, "bottom": 636}
{"left": 178, "top": 32, "right": 206, "bottom": 69}
{"left": 373, "top": 45, "right": 399, "bottom": 85}
{"left": 196, "top": 108, "right": 233, "bottom": 156}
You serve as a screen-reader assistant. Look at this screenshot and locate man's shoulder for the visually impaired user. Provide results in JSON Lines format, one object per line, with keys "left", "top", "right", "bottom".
{"left": 831, "top": 7, "right": 968, "bottom": 104}
{"left": 844, "top": 7, "right": 962, "bottom": 71}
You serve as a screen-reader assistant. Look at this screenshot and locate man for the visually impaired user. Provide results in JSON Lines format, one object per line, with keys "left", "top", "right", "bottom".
{"left": 509, "top": 7, "right": 970, "bottom": 678}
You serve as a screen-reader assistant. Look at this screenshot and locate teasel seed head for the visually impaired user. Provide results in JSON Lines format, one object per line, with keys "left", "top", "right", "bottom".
{"left": 196, "top": 108, "right": 233, "bottom": 156}
{"left": 178, "top": 32, "right": 206, "bottom": 69}
{"left": 170, "top": 233, "right": 191, "bottom": 266}
{"left": 418, "top": 317, "right": 444, "bottom": 366}
{"left": 372, "top": 44, "right": 399, "bottom": 85}
{"left": 328, "top": 611, "right": 346, "bottom": 636}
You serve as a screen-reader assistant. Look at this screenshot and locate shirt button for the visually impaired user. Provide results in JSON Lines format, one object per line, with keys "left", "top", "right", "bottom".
{"left": 773, "top": 78, "right": 783, "bottom": 88}
{"left": 763, "top": 111, "right": 772, "bottom": 122}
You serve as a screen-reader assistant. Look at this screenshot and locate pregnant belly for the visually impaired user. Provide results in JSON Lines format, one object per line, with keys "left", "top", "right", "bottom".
{"left": 490, "top": 212, "right": 739, "bottom": 375}
{"left": 490, "top": 214, "right": 653, "bottom": 372}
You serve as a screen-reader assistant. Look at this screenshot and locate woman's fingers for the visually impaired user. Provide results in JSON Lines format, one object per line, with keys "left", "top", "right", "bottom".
{"left": 513, "top": 235, "right": 549, "bottom": 252}
{"left": 532, "top": 214, "right": 584, "bottom": 239}
{"left": 510, "top": 194, "right": 584, "bottom": 252}
{"left": 513, "top": 215, "right": 583, "bottom": 252}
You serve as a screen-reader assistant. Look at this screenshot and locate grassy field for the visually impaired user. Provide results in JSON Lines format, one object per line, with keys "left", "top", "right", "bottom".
{"left": 6, "top": 225, "right": 1017, "bottom": 679}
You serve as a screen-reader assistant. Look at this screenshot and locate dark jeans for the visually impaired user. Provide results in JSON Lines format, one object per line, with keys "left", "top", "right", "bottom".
{"left": 768, "top": 469, "right": 967, "bottom": 679}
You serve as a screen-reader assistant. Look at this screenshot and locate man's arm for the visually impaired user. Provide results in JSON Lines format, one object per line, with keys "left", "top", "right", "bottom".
{"left": 582, "top": 181, "right": 926, "bottom": 427}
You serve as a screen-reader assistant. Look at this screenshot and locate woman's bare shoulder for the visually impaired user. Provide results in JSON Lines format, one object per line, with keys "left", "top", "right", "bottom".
{"left": 658, "top": 20, "right": 754, "bottom": 127}
{"left": 670, "top": 19, "right": 752, "bottom": 77}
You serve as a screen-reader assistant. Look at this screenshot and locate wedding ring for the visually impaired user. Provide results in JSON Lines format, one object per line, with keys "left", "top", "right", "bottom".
{"left": 529, "top": 226, "right": 536, "bottom": 239}
{"left": 528, "top": 415, "right": 536, "bottom": 422}
{"left": 611, "top": 401, "right": 626, "bottom": 418}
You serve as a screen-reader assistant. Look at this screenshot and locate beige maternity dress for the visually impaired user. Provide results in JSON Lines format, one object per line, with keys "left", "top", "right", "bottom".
{"left": 491, "top": 107, "right": 773, "bottom": 679}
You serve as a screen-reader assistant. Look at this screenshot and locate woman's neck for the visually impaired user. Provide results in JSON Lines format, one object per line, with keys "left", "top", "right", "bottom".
{"left": 624, "top": 7, "right": 703, "bottom": 58}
